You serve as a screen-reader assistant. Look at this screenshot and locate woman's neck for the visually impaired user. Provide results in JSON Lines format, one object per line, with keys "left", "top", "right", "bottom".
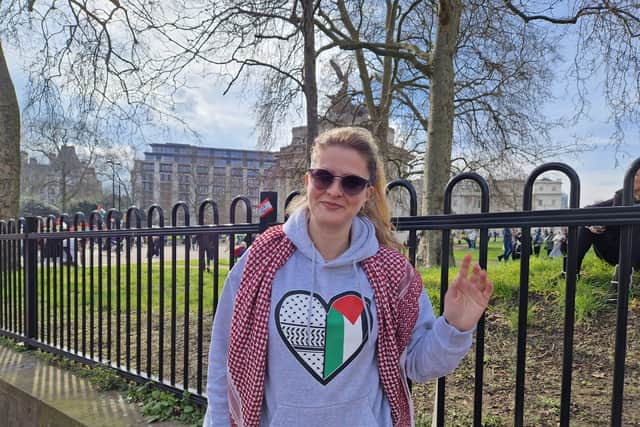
{"left": 308, "top": 219, "right": 351, "bottom": 262}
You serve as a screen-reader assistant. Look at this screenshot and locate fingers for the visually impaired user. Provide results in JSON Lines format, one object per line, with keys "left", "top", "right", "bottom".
{"left": 457, "top": 253, "right": 472, "bottom": 280}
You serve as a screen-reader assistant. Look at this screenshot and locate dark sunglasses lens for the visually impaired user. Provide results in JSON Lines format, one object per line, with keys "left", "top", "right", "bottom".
{"left": 311, "top": 169, "right": 334, "bottom": 190}
{"left": 341, "top": 175, "right": 368, "bottom": 195}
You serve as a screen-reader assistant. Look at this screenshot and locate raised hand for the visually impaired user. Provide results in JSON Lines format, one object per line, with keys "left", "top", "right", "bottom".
{"left": 443, "top": 253, "right": 493, "bottom": 332}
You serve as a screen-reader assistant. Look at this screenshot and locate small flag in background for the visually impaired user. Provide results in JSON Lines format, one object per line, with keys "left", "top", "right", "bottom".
{"left": 257, "top": 198, "right": 274, "bottom": 219}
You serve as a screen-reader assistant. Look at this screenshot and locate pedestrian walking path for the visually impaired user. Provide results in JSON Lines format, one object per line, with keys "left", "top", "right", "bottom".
{"left": 0, "top": 343, "right": 182, "bottom": 426}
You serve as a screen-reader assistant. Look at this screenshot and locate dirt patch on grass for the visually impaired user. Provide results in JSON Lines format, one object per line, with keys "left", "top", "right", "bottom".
{"left": 412, "top": 300, "right": 640, "bottom": 426}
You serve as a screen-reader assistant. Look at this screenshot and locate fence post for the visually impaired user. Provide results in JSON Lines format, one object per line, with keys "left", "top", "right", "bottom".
{"left": 258, "top": 191, "right": 278, "bottom": 233}
{"left": 24, "top": 216, "right": 38, "bottom": 342}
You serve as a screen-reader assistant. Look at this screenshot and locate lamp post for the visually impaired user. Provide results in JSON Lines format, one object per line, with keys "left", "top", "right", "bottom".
{"left": 106, "top": 159, "right": 122, "bottom": 210}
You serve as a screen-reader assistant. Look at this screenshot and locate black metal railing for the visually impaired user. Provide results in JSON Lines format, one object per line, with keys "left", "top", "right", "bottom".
{"left": 0, "top": 159, "right": 639, "bottom": 426}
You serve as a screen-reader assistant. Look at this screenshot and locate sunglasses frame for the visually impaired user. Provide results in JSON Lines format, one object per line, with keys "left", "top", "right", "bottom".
{"left": 307, "top": 168, "right": 371, "bottom": 196}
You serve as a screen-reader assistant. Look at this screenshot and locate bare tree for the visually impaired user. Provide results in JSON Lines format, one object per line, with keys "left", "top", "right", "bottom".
{"left": 0, "top": 41, "right": 21, "bottom": 219}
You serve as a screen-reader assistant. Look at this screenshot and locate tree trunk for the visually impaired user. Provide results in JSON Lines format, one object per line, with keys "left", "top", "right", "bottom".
{"left": 419, "top": 0, "right": 462, "bottom": 267}
{"left": 0, "top": 41, "right": 21, "bottom": 219}
{"left": 302, "top": 0, "right": 318, "bottom": 167}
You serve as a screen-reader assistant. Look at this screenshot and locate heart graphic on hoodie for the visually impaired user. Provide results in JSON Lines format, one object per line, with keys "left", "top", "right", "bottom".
{"left": 275, "top": 290, "right": 371, "bottom": 385}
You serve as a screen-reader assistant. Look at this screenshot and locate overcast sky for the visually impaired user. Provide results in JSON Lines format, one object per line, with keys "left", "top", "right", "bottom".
{"left": 5, "top": 39, "right": 638, "bottom": 207}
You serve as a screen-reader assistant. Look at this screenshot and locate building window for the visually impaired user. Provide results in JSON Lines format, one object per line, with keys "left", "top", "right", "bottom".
{"left": 198, "top": 149, "right": 211, "bottom": 157}
{"left": 231, "top": 169, "right": 243, "bottom": 177}
{"left": 198, "top": 185, "right": 208, "bottom": 194}
{"left": 229, "top": 151, "right": 243, "bottom": 159}
{"left": 230, "top": 159, "right": 243, "bottom": 167}
{"left": 160, "top": 163, "right": 173, "bottom": 172}
{"left": 143, "top": 182, "right": 153, "bottom": 191}
{"left": 213, "top": 186, "right": 225, "bottom": 196}
{"left": 552, "top": 199, "right": 556, "bottom": 206}
{"left": 178, "top": 184, "right": 190, "bottom": 193}
{"left": 213, "top": 167, "right": 226, "bottom": 175}
{"left": 160, "top": 173, "right": 172, "bottom": 182}
{"left": 197, "top": 174, "right": 208, "bottom": 184}
{"left": 142, "top": 162, "right": 155, "bottom": 171}
{"left": 246, "top": 152, "right": 259, "bottom": 160}
{"left": 142, "top": 173, "right": 154, "bottom": 181}
{"left": 214, "top": 158, "right": 227, "bottom": 167}
{"left": 552, "top": 185, "right": 558, "bottom": 192}
{"left": 197, "top": 165, "right": 209, "bottom": 174}
{"left": 178, "top": 164, "right": 191, "bottom": 173}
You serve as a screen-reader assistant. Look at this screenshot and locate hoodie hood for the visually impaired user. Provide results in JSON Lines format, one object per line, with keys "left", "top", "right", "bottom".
{"left": 283, "top": 208, "right": 379, "bottom": 266}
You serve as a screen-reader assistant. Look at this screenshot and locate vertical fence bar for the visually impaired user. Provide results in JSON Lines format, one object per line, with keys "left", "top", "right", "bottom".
{"left": 38, "top": 218, "right": 45, "bottom": 342}
{"left": 146, "top": 205, "right": 164, "bottom": 380}
{"left": 198, "top": 200, "right": 219, "bottom": 394}
{"left": 436, "top": 173, "right": 489, "bottom": 427}
{"left": 114, "top": 211, "right": 122, "bottom": 368}
{"left": 517, "top": 163, "right": 580, "bottom": 427}
{"left": 17, "top": 219, "right": 24, "bottom": 334}
{"left": 9, "top": 220, "right": 16, "bottom": 333}
{"left": 57, "top": 215, "right": 68, "bottom": 349}
{"left": 182, "top": 208, "right": 191, "bottom": 390}
{"left": 611, "top": 159, "right": 640, "bottom": 426}
{"left": 171, "top": 203, "right": 189, "bottom": 386}
{"left": 134, "top": 211, "right": 142, "bottom": 375}
{"left": 88, "top": 212, "right": 102, "bottom": 361}
{"left": 63, "top": 216, "right": 72, "bottom": 351}
{"left": 386, "top": 180, "right": 418, "bottom": 266}
{"left": 73, "top": 213, "right": 84, "bottom": 354}
{"left": 124, "top": 209, "right": 133, "bottom": 372}
{"left": 0, "top": 221, "right": 5, "bottom": 331}
{"left": 46, "top": 216, "right": 55, "bottom": 345}
{"left": 24, "top": 217, "right": 38, "bottom": 342}
{"left": 75, "top": 214, "right": 86, "bottom": 356}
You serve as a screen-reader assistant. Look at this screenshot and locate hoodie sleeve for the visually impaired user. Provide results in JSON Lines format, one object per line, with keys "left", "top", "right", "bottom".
{"left": 203, "top": 250, "right": 249, "bottom": 427}
{"left": 404, "top": 289, "right": 474, "bottom": 382}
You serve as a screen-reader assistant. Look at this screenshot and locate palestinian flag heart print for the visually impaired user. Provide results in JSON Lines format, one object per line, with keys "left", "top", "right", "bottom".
{"left": 276, "top": 290, "right": 371, "bottom": 385}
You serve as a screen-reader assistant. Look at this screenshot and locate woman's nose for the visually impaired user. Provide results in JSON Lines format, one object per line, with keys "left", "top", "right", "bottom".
{"left": 325, "top": 177, "right": 343, "bottom": 196}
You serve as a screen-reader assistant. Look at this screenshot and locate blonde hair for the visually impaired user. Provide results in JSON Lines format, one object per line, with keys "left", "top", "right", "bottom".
{"left": 288, "top": 127, "right": 399, "bottom": 248}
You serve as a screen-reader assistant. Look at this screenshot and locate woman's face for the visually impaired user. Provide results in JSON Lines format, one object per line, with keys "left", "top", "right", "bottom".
{"left": 305, "top": 145, "right": 373, "bottom": 231}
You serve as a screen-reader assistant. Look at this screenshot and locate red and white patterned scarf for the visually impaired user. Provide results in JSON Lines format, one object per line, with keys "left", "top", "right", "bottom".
{"left": 227, "top": 225, "right": 422, "bottom": 427}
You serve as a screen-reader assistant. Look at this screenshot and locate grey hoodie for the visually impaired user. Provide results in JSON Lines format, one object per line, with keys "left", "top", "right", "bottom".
{"left": 204, "top": 209, "right": 474, "bottom": 427}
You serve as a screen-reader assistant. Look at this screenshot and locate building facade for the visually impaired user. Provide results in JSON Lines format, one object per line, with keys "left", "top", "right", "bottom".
{"left": 444, "top": 176, "right": 568, "bottom": 214}
{"left": 131, "top": 144, "right": 277, "bottom": 223}
{"left": 20, "top": 146, "right": 101, "bottom": 210}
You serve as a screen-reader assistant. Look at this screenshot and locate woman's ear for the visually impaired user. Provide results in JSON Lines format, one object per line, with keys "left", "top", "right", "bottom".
{"left": 366, "top": 185, "right": 374, "bottom": 201}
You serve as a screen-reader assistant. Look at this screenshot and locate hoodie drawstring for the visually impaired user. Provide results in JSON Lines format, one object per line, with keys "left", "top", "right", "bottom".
{"left": 353, "top": 261, "right": 371, "bottom": 339}
{"left": 306, "top": 248, "right": 317, "bottom": 346}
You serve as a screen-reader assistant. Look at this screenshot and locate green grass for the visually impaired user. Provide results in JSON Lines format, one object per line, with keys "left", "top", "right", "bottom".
{"left": 22, "top": 240, "right": 636, "bottom": 324}
{"left": 36, "top": 259, "right": 229, "bottom": 317}
{"left": 419, "top": 241, "right": 630, "bottom": 323}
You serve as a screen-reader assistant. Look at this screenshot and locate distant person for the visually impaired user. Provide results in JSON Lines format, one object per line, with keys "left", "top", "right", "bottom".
{"left": 543, "top": 230, "right": 554, "bottom": 256}
{"left": 549, "top": 231, "right": 565, "bottom": 258}
{"left": 576, "top": 172, "right": 640, "bottom": 275}
{"left": 498, "top": 227, "right": 513, "bottom": 262}
{"left": 468, "top": 229, "right": 477, "bottom": 250}
{"left": 533, "top": 229, "right": 543, "bottom": 257}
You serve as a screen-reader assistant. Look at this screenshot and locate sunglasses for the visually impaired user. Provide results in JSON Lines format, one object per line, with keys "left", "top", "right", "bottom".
{"left": 308, "top": 168, "right": 371, "bottom": 196}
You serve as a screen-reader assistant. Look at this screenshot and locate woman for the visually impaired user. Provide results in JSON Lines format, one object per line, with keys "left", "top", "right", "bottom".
{"left": 204, "top": 127, "right": 493, "bottom": 427}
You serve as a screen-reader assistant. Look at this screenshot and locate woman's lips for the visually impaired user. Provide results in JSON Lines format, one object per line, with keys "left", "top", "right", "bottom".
{"left": 320, "top": 201, "right": 343, "bottom": 209}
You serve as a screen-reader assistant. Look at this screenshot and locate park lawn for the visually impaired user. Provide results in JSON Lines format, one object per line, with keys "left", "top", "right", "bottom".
{"left": 419, "top": 245, "right": 627, "bottom": 324}
{"left": 33, "top": 240, "right": 629, "bottom": 325}
{"left": 36, "top": 259, "right": 230, "bottom": 317}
